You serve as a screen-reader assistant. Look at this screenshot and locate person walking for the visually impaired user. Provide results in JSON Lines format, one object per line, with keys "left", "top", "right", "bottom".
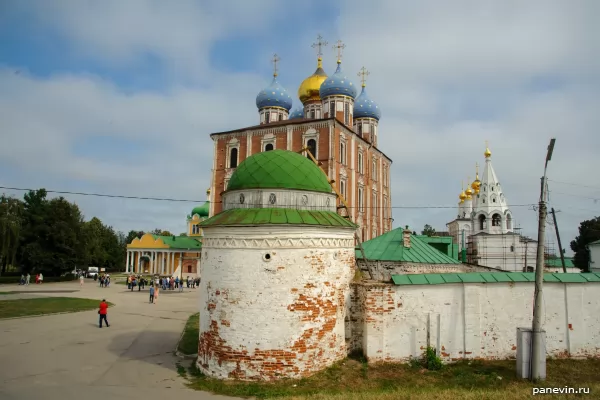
{"left": 25, "top": 273, "right": 30, "bottom": 285}
{"left": 79, "top": 274, "right": 84, "bottom": 287}
{"left": 149, "top": 285, "right": 155, "bottom": 304}
{"left": 98, "top": 299, "right": 109, "bottom": 328}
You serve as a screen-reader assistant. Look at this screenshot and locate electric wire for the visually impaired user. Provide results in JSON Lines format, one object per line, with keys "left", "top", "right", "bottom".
{"left": 0, "top": 185, "right": 538, "bottom": 209}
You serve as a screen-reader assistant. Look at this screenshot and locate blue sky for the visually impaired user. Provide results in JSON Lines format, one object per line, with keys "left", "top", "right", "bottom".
{"left": 1, "top": 0, "right": 599, "bottom": 255}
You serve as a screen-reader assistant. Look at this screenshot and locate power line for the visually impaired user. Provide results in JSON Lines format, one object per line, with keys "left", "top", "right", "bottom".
{"left": 550, "top": 191, "right": 600, "bottom": 201}
{"left": 548, "top": 179, "right": 600, "bottom": 191}
{"left": 0, "top": 185, "right": 537, "bottom": 210}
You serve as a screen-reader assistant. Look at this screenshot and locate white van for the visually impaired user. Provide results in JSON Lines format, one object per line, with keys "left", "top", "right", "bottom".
{"left": 87, "top": 267, "right": 99, "bottom": 278}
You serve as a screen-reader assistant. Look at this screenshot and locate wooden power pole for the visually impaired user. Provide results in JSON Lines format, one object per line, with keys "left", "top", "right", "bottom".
{"left": 550, "top": 208, "right": 567, "bottom": 274}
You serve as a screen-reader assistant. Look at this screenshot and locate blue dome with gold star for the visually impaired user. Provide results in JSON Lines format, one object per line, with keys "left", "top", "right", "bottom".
{"left": 256, "top": 77, "right": 293, "bottom": 111}
{"left": 289, "top": 106, "right": 304, "bottom": 119}
{"left": 319, "top": 62, "right": 357, "bottom": 99}
{"left": 353, "top": 86, "right": 381, "bottom": 120}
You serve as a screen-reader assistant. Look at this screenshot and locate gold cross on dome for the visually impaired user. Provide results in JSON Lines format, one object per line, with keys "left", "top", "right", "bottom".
{"left": 271, "top": 53, "right": 280, "bottom": 77}
{"left": 358, "top": 66, "right": 370, "bottom": 87}
{"left": 475, "top": 162, "right": 479, "bottom": 174}
{"left": 311, "top": 34, "right": 328, "bottom": 58}
{"left": 333, "top": 39, "right": 346, "bottom": 62}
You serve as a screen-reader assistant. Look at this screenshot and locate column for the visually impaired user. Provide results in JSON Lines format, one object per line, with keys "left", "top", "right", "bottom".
{"left": 196, "top": 259, "right": 201, "bottom": 276}
{"left": 171, "top": 252, "right": 175, "bottom": 275}
{"left": 125, "top": 251, "right": 130, "bottom": 273}
{"left": 178, "top": 252, "right": 183, "bottom": 276}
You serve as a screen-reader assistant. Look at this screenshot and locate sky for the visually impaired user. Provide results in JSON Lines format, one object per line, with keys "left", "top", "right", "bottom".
{"left": 1, "top": 0, "right": 599, "bottom": 255}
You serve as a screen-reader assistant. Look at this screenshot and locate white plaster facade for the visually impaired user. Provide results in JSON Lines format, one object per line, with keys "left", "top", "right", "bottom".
{"left": 222, "top": 188, "right": 337, "bottom": 212}
{"left": 351, "top": 280, "right": 600, "bottom": 362}
{"left": 467, "top": 233, "right": 538, "bottom": 272}
{"left": 589, "top": 241, "right": 600, "bottom": 273}
{"left": 197, "top": 225, "right": 356, "bottom": 380}
{"left": 356, "top": 259, "right": 498, "bottom": 281}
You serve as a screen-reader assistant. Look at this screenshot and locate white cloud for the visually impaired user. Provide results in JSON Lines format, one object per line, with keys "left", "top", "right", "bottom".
{"left": 1, "top": 1, "right": 599, "bottom": 254}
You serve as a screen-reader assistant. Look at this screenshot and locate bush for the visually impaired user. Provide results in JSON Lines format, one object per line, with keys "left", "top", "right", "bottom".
{"left": 0, "top": 275, "right": 77, "bottom": 284}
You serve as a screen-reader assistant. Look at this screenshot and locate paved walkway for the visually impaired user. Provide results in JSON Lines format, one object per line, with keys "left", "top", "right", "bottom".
{"left": 0, "top": 280, "right": 239, "bottom": 400}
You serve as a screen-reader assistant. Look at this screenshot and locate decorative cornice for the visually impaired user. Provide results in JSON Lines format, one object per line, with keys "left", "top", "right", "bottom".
{"left": 202, "top": 237, "right": 355, "bottom": 249}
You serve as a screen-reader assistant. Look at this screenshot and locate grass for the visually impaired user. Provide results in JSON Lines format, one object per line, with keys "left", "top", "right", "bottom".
{"left": 0, "top": 297, "right": 112, "bottom": 319}
{"left": 183, "top": 352, "right": 600, "bottom": 399}
{"left": 0, "top": 292, "right": 13, "bottom": 295}
{"left": 178, "top": 313, "right": 199, "bottom": 355}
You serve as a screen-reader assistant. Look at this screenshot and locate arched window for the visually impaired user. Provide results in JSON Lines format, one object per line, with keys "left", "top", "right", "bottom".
{"left": 492, "top": 213, "right": 501, "bottom": 227}
{"left": 329, "top": 101, "right": 335, "bottom": 118}
{"left": 229, "top": 148, "right": 238, "bottom": 168}
{"left": 187, "top": 265, "right": 192, "bottom": 273}
{"left": 506, "top": 214, "right": 512, "bottom": 229}
{"left": 278, "top": 114, "right": 283, "bottom": 121}
{"left": 265, "top": 143, "right": 274, "bottom": 151}
{"left": 306, "top": 139, "right": 317, "bottom": 159}
{"left": 478, "top": 215, "right": 486, "bottom": 230}
{"left": 344, "top": 103, "right": 350, "bottom": 124}
{"left": 265, "top": 112, "right": 270, "bottom": 123}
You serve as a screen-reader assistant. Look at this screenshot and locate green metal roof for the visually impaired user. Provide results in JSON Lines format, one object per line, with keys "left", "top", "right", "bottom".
{"left": 545, "top": 257, "right": 576, "bottom": 268}
{"left": 190, "top": 201, "right": 210, "bottom": 218}
{"left": 152, "top": 235, "right": 202, "bottom": 250}
{"left": 391, "top": 272, "right": 600, "bottom": 286}
{"left": 356, "top": 227, "right": 460, "bottom": 264}
{"left": 226, "top": 150, "right": 332, "bottom": 193}
{"left": 199, "top": 208, "right": 357, "bottom": 228}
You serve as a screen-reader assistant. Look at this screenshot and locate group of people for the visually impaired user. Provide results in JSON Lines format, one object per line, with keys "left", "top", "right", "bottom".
{"left": 19, "top": 273, "right": 43, "bottom": 285}
{"left": 98, "top": 273, "right": 111, "bottom": 287}
{"left": 124, "top": 274, "right": 201, "bottom": 304}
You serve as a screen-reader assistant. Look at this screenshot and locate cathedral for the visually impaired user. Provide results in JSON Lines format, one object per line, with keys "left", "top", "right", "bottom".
{"left": 208, "top": 36, "right": 393, "bottom": 242}
{"left": 447, "top": 145, "right": 539, "bottom": 272}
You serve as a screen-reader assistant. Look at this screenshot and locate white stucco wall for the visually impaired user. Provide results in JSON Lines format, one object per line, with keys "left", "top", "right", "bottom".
{"left": 590, "top": 244, "right": 600, "bottom": 273}
{"left": 197, "top": 225, "right": 356, "bottom": 380}
{"left": 358, "top": 281, "right": 600, "bottom": 363}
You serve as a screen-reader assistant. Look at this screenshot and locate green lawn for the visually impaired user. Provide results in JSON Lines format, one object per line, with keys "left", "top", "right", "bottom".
{"left": 0, "top": 297, "right": 112, "bottom": 319}
{"left": 178, "top": 313, "right": 199, "bottom": 355}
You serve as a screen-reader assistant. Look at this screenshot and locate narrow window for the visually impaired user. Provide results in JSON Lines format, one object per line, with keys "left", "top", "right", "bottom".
{"left": 265, "top": 112, "right": 270, "bottom": 123}
{"left": 306, "top": 139, "right": 317, "bottom": 159}
{"left": 265, "top": 143, "right": 274, "bottom": 151}
{"left": 330, "top": 101, "right": 335, "bottom": 118}
{"left": 344, "top": 103, "right": 349, "bottom": 124}
{"left": 229, "top": 148, "right": 238, "bottom": 168}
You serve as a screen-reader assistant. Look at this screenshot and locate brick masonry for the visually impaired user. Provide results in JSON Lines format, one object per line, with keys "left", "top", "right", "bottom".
{"left": 357, "top": 260, "right": 498, "bottom": 281}
{"left": 197, "top": 226, "right": 356, "bottom": 380}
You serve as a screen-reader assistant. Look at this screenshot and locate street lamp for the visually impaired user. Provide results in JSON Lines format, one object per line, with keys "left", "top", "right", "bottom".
{"left": 531, "top": 138, "right": 556, "bottom": 381}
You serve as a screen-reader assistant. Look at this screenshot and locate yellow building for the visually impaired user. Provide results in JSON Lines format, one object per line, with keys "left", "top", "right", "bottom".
{"left": 125, "top": 190, "right": 210, "bottom": 277}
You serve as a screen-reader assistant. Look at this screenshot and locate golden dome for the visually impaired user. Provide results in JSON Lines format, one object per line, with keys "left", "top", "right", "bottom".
{"left": 459, "top": 191, "right": 467, "bottom": 202}
{"left": 465, "top": 187, "right": 473, "bottom": 199}
{"left": 298, "top": 57, "right": 328, "bottom": 104}
{"left": 484, "top": 147, "right": 491, "bottom": 158}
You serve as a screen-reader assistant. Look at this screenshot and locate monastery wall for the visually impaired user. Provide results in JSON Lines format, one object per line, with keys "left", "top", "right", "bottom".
{"left": 352, "top": 281, "right": 600, "bottom": 363}
{"left": 197, "top": 226, "right": 356, "bottom": 380}
{"left": 356, "top": 260, "right": 496, "bottom": 281}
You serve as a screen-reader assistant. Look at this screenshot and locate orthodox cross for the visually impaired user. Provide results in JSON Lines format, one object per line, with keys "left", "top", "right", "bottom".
{"left": 333, "top": 39, "right": 346, "bottom": 62}
{"left": 271, "top": 53, "right": 280, "bottom": 77}
{"left": 312, "top": 34, "right": 328, "bottom": 58}
{"left": 475, "top": 162, "right": 479, "bottom": 175}
{"left": 358, "top": 66, "right": 370, "bottom": 87}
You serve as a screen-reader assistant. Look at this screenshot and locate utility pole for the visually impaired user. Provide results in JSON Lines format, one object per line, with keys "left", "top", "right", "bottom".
{"left": 531, "top": 138, "right": 556, "bottom": 381}
{"left": 550, "top": 208, "right": 567, "bottom": 274}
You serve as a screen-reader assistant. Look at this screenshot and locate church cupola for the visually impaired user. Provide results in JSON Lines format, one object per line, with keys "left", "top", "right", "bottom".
{"left": 289, "top": 106, "right": 304, "bottom": 120}
{"left": 320, "top": 40, "right": 357, "bottom": 128}
{"left": 256, "top": 54, "right": 293, "bottom": 125}
{"left": 353, "top": 66, "right": 381, "bottom": 146}
{"left": 297, "top": 35, "right": 329, "bottom": 120}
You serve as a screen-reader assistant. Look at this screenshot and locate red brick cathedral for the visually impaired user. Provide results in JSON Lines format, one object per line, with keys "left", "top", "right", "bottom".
{"left": 209, "top": 36, "right": 393, "bottom": 242}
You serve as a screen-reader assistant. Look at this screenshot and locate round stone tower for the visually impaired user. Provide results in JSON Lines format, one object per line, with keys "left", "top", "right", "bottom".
{"left": 197, "top": 150, "right": 357, "bottom": 380}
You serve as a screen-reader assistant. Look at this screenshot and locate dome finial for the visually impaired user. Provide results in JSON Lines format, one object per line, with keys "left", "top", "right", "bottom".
{"left": 459, "top": 180, "right": 467, "bottom": 203}
{"left": 465, "top": 176, "right": 473, "bottom": 199}
{"left": 206, "top": 188, "right": 211, "bottom": 198}
{"left": 471, "top": 162, "right": 481, "bottom": 193}
{"left": 358, "top": 66, "right": 370, "bottom": 88}
{"left": 484, "top": 140, "right": 492, "bottom": 158}
{"left": 333, "top": 39, "right": 346, "bottom": 64}
{"left": 271, "top": 53, "right": 280, "bottom": 78}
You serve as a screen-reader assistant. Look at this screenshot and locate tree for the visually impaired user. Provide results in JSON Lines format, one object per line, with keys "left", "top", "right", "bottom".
{"left": 151, "top": 228, "right": 173, "bottom": 236}
{"left": 19, "top": 189, "right": 50, "bottom": 273}
{"left": 0, "top": 194, "right": 24, "bottom": 275}
{"left": 422, "top": 224, "right": 436, "bottom": 237}
{"left": 570, "top": 216, "right": 600, "bottom": 272}
{"left": 125, "top": 230, "right": 144, "bottom": 245}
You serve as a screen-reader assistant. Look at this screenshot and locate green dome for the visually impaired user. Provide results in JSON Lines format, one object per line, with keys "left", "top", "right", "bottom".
{"left": 191, "top": 201, "right": 210, "bottom": 217}
{"left": 227, "top": 150, "right": 332, "bottom": 193}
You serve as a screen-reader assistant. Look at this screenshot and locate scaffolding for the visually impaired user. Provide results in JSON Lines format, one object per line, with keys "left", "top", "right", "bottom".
{"left": 297, "top": 146, "right": 372, "bottom": 279}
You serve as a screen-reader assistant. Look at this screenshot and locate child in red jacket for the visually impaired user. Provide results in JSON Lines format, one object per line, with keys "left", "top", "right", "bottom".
{"left": 98, "top": 299, "right": 110, "bottom": 328}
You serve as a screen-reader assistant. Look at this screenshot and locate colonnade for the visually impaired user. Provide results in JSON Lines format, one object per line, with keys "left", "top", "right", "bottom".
{"left": 125, "top": 250, "right": 185, "bottom": 276}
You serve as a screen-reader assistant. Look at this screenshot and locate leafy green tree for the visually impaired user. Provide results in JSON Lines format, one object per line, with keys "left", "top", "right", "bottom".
{"left": 570, "top": 216, "right": 600, "bottom": 272}
{"left": 0, "top": 194, "right": 24, "bottom": 275}
{"left": 125, "top": 230, "right": 144, "bottom": 245}
{"left": 151, "top": 228, "right": 173, "bottom": 236}
{"left": 421, "top": 224, "right": 436, "bottom": 237}
{"left": 18, "top": 189, "right": 50, "bottom": 273}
